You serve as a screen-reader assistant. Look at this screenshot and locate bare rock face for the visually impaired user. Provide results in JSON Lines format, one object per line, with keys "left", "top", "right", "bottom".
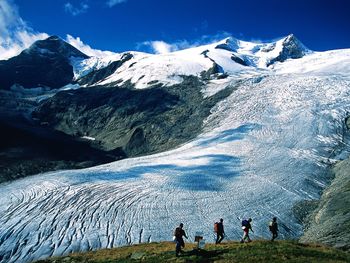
{"left": 300, "top": 157, "right": 350, "bottom": 251}
{"left": 32, "top": 76, "right": 235, "bottom": 158}
{"left": 0, "top": 36, "right": 88, "bottom": 90}
{"left": 267, "top": 34, "right": 308, "bottom": 66}
{"left": 76, "top": 53, "right": 133, "bottom": 86}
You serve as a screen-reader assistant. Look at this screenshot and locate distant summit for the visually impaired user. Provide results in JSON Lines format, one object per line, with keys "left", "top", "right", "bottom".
{"left": 0, "top": 36, "right": 88, "bottom": 90}
{"left": 214, "top": 37, "right": 240, "bottom": 52}
{"left": 23, "top": 35, "right": 89, "bottom": 59}
{"left": 213, "top": 34, "right": 310, "bottom": 67}
{"left": 266, "top": 34, "right": 310, "bottom": 66}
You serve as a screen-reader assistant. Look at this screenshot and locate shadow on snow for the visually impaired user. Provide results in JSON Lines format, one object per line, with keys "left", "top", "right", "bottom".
{"left": 72, "top": 154, "right": 241, "bottom": 192}
{"left": 195, "top": 123, "right": 262, "bottom": 147}
{"left": 68, "top": 124, "right": 264, "bottom": 191}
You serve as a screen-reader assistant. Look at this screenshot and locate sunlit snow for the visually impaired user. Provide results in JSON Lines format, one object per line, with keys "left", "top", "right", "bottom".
{"left": 1, "top": 36, "right": 350, "bottom": 263}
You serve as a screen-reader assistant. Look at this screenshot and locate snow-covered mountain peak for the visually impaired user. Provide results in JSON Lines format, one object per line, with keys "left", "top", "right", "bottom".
{"left": 64, "top": 33, "right": 350, "bottom": 90}
{"left": 214, "top": 37, "right": 240, "bottom": 52}
{"left": 280, "top": 33, "right": 310, "bottom": 55}
{"left": 282, "top": 33, "right": 307, "bottom": 49}
{"left": 258, "top": 34, "right": 310, "bottom": 67}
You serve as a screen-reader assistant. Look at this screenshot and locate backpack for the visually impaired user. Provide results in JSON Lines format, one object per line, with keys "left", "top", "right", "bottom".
{"left": 269, "top": 221, "right": 276, "bottom": 231}
{"left": 174, "top": 227, "right": 182, "bottom": 237}
{"left": 214, "top": 222, "right": 219, "bottom": 233}
{"left": 242, "top": 219, "right": 249, "bottom": 227}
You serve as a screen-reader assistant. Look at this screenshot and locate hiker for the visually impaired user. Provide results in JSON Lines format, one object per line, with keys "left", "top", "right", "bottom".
{"left": 214, "top": 218, "right": 225, "bottom": 244}
{"left": 240, "top": 218, "right": 253, "bottom": 243}
{"left": 174, "top": 223, "right": 188, "bottom": 256}
{"left": 269, "top": 217, "right": 279, "bottom": 241}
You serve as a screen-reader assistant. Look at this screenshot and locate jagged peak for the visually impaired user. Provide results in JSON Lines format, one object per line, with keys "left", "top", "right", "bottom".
{"left": 24, "top": 35, "right": 89, "bottom": 59}
{"left": 46, "top": 35, "right": 62, "bottom": 41}
{"left": 215, "top": 36, "right": 240, "bottom": 52}
{"left": 263, "top": 34, "right": 310, "bottom": 67}
{"left": 281, "top": 34, "right": 310, "bottom": 52}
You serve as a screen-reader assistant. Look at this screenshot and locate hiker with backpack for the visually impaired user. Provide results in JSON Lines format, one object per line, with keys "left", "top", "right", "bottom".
{"left": 269, "top": 217, "right": 279, "bottom": 241}
{"left": 214, "top": 218, "right": 225, "bottom": 244}
{"left": 240, "top": 218, "right": 254, "bottom": 243}
{"left": 174, "top": 223, "right": 188, "bottom": 257}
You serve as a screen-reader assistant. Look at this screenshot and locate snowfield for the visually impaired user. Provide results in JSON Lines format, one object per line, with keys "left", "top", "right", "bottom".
{"left": 74, "top": 35, "right": 309, "bottom": 89}
{"left": 1, "top": 36, "right": 350, "bottom": 263}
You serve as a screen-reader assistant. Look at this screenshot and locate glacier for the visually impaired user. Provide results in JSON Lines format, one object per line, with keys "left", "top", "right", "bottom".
{"left": 1, "top": 36, "right": 350, "bottom": 263}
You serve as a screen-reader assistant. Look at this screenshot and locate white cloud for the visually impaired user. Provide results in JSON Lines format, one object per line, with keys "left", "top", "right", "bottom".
{"left": 0, "top": 31, "right": 48, "bottom": 59}
{"left": 66, "top": 34, "right": 117, "bottom": 57}
{"left": 138, "top": 32, "right": 233, "bottom": 54}
{"left": 106, "top": 0, "right": 127, "bottom": 7}
{"left": 0, "top": 0, "right": 48, "bottom": 60}
{"left": 0, "top": 0, "right": 25, "bottom": 39}
{"left": 64, "top": 2, "right": 89, "bottom": 16}
{"left": 148, "top": 41, "right": 173, "bottom": 54}
{"left": 139, "top": 40, "right": 191, "bottom": 54}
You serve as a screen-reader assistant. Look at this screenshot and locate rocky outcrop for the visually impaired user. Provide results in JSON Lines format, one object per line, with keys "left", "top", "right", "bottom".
{"left": 300, "top": 157, "right": 350, "bottom": 251}
{"left": 0, "top": 36, "right": 88, "bottom": 90}
{"left": 200, "top": 63, "right": 223, "bottom": 80}
{"left": 0, "top": 117, "right": 119, "bottom": 183}
{"left": 231, "top": 54, "right": 248, "bottom": 66}
{"left": 0, "top": 88, "right": 120, "bottom": 183}
{"left": 267, "top": 34, "right": 308, "bottom": 66}
{"left": 32, "top": 76, "right": 235, "bottom": 158}
{"left": 77, "top": 53, "right": 133, "bottom": 86}
{"left": 215, "top": 37, "right": 240, "bottom": 52}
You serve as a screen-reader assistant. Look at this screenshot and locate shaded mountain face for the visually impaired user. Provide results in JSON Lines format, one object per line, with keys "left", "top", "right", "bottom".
{"left": 0, "top": 36, "right": 89, "bottom": 90}
{"left": 76, "top": 53, "right": 133, "bottom": 86}
{"left": 300, "top": 156, "right": 350, "bottom": 251}
{"left": 32, "top": 76, "right": 235, "bottom": 157}
{"left": 0, "top": 118, "right": 119, "bottom": 183}
{"left": 266, "top": 34, "right": 308, "bottom": 66}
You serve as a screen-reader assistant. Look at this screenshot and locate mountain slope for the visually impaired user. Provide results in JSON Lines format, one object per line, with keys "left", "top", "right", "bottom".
{"left": 0, "top": 36, "right": 88, "bottom": 90}
{"left": 72, "top": 34, "right": 310, "bottom": 89}
{"left": 34, "top": 241, "right": 350, "bottom": 263}
{"left": 1, "top": 73, "right": 350, "bottom": 263}
{"left": 301, "top": 157, "right": 350, "bottom": 251}
{"left": 32, "top": 76, "right": 235, "bottom": 157}
{"left": 0, "top": 34, "right": 313, "bottom": 91}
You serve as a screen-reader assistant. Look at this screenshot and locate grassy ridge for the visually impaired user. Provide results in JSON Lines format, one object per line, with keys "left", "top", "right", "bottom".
{"left": 35, "top": 240, "right": 350, "bottom": 263}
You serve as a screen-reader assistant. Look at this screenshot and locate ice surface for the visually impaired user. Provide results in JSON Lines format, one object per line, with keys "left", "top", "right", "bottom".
{"left": 1, "top": 72, "right": 350, "bottom": 262}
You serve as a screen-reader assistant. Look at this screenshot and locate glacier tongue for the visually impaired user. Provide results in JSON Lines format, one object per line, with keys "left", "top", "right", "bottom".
{"left": 1, "top": 74, "right": 350, "bottom": 263}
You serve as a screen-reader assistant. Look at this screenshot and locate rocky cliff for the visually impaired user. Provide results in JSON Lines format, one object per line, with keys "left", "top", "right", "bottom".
{"left": 300, "top": 157, "right": 350, "bottom": 251}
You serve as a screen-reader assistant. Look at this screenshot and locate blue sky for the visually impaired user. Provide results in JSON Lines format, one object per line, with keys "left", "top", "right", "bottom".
{"left": 1, "top": 0, "right": 349, "bottom": 58}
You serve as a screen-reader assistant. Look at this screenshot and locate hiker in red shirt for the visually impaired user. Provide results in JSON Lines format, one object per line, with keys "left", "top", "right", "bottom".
{"left": 214, "top": 218, "right": 225, "bottom": 244}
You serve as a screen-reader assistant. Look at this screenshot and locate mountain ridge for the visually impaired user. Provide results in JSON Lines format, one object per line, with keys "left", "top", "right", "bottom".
{"left": 0, "top": 34, "right": 314, "bottom": 91}
{"left": 0, "top": 35, "right": 88, "bottom": 90}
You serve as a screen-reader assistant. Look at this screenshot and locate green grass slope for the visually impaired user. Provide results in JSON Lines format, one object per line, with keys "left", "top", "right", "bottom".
{"left": 34, "top": 240, "right": 350, "bottom": 263}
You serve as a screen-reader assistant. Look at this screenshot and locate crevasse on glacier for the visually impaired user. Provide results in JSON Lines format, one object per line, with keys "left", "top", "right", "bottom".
{"left": 1, "top": 73, "right": 350, "bottom": 263}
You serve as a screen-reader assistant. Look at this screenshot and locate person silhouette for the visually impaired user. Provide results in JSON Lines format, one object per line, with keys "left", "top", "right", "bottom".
{"left": 215, "top": 218, "right": 225, "bottom": 244}
{"left": 174, "top": 223, "right": 188, "bottom": 256}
